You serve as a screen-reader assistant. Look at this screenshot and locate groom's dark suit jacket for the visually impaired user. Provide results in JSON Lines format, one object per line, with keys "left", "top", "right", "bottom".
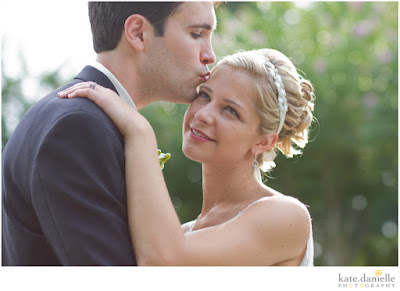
{"left": 2, "top": 66, "right": 136, "bottom": 265}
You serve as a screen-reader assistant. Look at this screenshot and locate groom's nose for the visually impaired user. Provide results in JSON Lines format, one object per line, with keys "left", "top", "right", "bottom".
{"left": 200, "top": 40, "right": 216, "bottom": 65}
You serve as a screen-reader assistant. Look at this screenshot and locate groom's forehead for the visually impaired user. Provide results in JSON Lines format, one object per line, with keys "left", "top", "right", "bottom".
{"left": 167, "top": 2, "right": 217, "bottom": 31}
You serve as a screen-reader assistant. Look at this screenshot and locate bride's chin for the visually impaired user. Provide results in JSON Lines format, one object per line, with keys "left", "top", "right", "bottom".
{"left": 182, "top": 146, "right": 205, "bottom": 163}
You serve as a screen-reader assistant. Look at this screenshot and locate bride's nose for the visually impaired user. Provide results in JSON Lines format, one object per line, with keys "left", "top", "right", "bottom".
{"left": 194, "top": 104, "right": 214, "bottom": 125}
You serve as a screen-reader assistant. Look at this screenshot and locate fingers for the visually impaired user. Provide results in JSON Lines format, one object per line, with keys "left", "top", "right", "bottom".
{"left": 58, "top": 81, "right": 152, "bottom": 138}
{"left": 58, "top": 81, "right": 126, "bottom": 115}
{"left": 58, "top": 81, "right": 106, "bottom": 98}
{"left": 66, "top": 88, "right": 100, "bottom": 102}
{"left": 58, "top": 82, "right": 87, "bottom": 98}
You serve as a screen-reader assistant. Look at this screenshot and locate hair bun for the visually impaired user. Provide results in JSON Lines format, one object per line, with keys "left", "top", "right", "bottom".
{"left": 300, "top": 78, "right": 315, "bottom": 103}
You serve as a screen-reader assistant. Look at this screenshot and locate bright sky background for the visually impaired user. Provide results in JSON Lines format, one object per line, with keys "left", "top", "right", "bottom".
{"left": 1, "top": 0, "right": 95, "bottom": 81}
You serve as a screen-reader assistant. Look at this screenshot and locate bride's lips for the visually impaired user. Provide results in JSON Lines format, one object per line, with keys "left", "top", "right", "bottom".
{"left": 189, "top": 127, "right": 215, "bottom": 142}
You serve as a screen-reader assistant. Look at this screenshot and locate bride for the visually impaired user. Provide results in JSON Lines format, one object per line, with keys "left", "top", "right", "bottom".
{"left": 59, "top": 48, "right": 316, "bottom": 266}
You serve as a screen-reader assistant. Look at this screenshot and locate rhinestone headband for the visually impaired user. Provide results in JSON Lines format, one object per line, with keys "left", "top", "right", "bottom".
{"left": 264, "top": 58, "right": 288, "bottom": 134}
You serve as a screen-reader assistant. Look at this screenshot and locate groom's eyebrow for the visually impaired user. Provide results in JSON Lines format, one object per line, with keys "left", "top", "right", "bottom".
{"left": 188, "top": 23, "right": 215, "bottom": 31}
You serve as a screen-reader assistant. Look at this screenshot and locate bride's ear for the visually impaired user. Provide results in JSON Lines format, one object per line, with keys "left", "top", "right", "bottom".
{"left": 124, "top": 14, "right": 152, "bottom": 51}
{"left": 253, "top": 133, "right": 278, "bottom": 155}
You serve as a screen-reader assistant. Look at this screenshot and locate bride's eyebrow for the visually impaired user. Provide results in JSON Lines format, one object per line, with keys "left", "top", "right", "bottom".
{"left": 223, "top": 98, "right": 246, "bottom": 112}
{"left": 201, "top": 85, "right": 213, "bottom": 93}
{"left": 201, "top": 86, "right": 246, "bottom": 112}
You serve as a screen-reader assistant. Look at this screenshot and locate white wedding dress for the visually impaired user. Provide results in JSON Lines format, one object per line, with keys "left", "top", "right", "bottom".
{"left": 183, "top": 196, "right": 314, "bottom": 266}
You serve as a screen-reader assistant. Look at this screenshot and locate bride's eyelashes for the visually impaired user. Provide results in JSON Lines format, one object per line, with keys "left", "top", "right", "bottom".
{"left": 225, "top": 106, "right": 239, "bottom": 118}
{"left": 197, "top": 91, "right": 210, "bottom": 102}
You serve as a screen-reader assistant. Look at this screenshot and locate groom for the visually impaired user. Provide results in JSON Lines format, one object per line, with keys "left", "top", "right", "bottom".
{"left": 2, "top": 2, "right": 216, "bottom": 265}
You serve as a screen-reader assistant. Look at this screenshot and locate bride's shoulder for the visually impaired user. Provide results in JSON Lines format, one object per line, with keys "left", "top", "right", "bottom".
{"left": 243, "top": 189, "right": 311, "bottom": 241}
{"left": 262, "top": 187, "right": 310, "bottom": 216}
{"left": 251, "top": 193, "right": 310, "bottom": 219}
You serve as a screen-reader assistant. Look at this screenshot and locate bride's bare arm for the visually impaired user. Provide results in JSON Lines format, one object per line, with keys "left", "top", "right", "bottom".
{"left": 59, "top": 82, "right": 310, "bottom": 266}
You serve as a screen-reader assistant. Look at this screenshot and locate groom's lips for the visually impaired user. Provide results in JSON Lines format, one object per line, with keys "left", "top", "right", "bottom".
{"left": 199, "top": 72, "right": 210, "bottom": 83}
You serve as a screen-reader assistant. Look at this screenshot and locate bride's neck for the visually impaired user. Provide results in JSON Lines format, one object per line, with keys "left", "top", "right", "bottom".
{"left": 200, "top": 163, "right": 260, "bottom": 215}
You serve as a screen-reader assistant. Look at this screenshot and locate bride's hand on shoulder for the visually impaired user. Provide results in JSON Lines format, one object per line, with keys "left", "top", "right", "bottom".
{"left": 58, "top": 82, "right": 152, "bottom": 139}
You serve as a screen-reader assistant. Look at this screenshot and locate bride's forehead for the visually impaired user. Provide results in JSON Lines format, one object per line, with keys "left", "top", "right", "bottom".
{"left": 207, "top": 67, "right": 240, "bottom": 89}
{"left": 207, "top": 67, "right": 256, "bottom": 99}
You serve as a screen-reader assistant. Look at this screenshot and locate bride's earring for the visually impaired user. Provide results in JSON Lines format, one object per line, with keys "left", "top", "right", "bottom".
{"left": 252, "top": 152, "right": 259, "bottom": 169}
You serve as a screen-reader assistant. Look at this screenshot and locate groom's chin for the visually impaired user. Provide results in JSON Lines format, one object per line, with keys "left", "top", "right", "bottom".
{"left": 170, "top": 89, "right": 197, "bottom": 104}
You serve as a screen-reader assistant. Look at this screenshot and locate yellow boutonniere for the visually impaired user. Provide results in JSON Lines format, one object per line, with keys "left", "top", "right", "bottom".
{"left": 158, "top": 149, "right": 171, "bottom": 170}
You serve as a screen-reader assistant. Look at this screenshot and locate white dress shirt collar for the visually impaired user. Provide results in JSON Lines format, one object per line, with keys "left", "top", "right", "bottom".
{"left": 90, "top": 61, "right": 137, "bottom": 110}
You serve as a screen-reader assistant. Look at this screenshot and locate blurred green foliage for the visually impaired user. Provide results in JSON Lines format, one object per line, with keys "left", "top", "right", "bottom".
{"left": 2, "top": 2, "right": 397, "bottom": 266}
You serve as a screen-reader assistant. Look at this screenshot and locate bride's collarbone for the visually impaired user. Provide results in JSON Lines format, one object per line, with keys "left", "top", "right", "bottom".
{"left": 193, "top": 204, "right": 238, "bottom": 230}
{"left": 193, "top": 186, "right": 284, "bottom": 231}
{"left": 194, "top": 195, "right": 274, "bottom": 231}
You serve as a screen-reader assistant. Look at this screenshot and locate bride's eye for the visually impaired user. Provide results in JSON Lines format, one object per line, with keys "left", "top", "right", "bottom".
{"left": 197, "top": 91, "right": 210, "bottom": 102}
{"left": 225, "top": 106, "right": 239, "bottom": 118}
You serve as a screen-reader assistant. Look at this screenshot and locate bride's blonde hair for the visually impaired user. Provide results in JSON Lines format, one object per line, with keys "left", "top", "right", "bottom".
{"left": 218, "top": 49, "right": 315, "bottom": 172}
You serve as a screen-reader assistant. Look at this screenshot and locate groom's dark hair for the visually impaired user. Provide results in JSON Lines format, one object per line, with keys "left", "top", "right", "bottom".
{"left": 89, "top": 2, "right": 183, "bottom": 53}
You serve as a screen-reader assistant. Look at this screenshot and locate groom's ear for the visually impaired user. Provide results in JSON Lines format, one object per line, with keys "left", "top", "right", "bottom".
{"left": 124, "top": 14, "right": 152, "bottom": 51}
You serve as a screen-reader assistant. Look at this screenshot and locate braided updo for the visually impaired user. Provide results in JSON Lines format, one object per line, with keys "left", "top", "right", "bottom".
{"left": 218, "top": 48, "right": 315, "bottom": 172}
